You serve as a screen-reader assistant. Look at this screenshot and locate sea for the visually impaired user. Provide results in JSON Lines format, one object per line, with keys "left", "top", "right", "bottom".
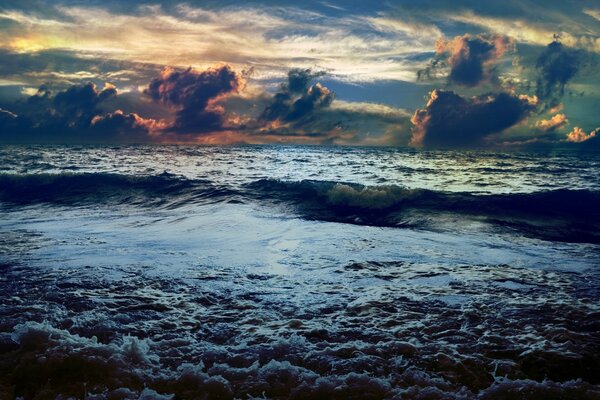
{"left": 0, "top": 145, "right": 599, "bottom": 399}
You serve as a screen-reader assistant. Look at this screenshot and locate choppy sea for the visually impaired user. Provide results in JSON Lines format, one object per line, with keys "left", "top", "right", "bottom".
{"left": 0, "top": 145, "right": 599, "bottom": 399}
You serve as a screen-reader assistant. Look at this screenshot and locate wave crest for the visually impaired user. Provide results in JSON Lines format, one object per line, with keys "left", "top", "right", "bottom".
{"left": 247, "top": 179, "right": 600, "bottom": 243}
{"left": 1, "top": 174, "right": 599, "bottom": 243}
{"left": 327, "top": 183, "right": 418, "bottom": 209}
{"left": 0, "top": 172, "right": 237, "bottom": 207}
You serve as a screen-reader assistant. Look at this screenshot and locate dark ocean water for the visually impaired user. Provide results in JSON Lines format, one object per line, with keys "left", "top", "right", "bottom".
{"left": 0, "top": 145, "right": 599, "bottom": 399}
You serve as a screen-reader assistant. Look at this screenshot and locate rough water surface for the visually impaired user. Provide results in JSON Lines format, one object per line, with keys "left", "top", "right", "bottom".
{"left": 0, "top": 145, "right": 599, "bottom": 399}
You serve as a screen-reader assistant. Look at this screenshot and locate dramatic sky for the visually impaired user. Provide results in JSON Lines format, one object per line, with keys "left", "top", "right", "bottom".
{"left": 0, "top": 0, "right": 599, "bottom": 148}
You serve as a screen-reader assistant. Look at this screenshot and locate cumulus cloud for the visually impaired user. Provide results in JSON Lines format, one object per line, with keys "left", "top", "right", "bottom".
{"left": 91, "top": 110, "right": 166, "bottom": 136}
{"left": 286, "top": 69, "right": 326, "bottom": 94}
{"left": 260, "top": 68, "right": 335, "bottom": 124}
{"left": 566, "top": 127, "right": 599, "bottom": 143}
{"left": 134, "top": 66, "right": 413, "bottom": 145}
{"left": 535, "top": 113, "right": 568, "bottom": 132}
{"left": 536, "top": 39, "right": 589, "bottom": 109}
{"left": 0, "top": 82, "right": 161, "bottom": 143}
{"left": 410, "top": 89, "right": 536, "bottom": 147}
{"left": 218, "top": 68, "right": 412, "bottom": 145}
{"left": 49, "top": 82, "right": 117, "bottom": 127}
{"left": 547, "top": 103, "right": 564, "bottom": 114}
{"left": 0, "top": 68, "right": 411, "bottom": 145}
{"left": 145, "top": 65, "right": 243, "bottom": 134}
{"left": 419, "top": 34, "right": 513, "bottom": 86}
{"left": 286, "top": 83, "right": 335, "bottom": 121}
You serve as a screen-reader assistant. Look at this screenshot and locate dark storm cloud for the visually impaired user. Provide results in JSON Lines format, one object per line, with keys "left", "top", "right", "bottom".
{"left": 535, "top": 39, "right": 593, "bottom": 109}
{"left": 0, "top": 1, "right": 597, "bottom": 147}
{"left": 145, "top": 65, "right": 243, "bottom": 134}
{"left": 218, "top": 76, "right": 412, "bottom": 144}
{"left": 286, "top": 83, "right": 335, "bottom": 121}
{"left": 287, "top": 68, "right": 326, "bottom": 94}
{"left": 0, "top": 82, "right": 158, "bottom": 143}
{"left": 3, "top": 82, "right": 117, "bottom": 132}
{"left": 410, "top": 90, "right": 536, "bottom": 148}
{"left": 90, "top": 110, "right": 163, "bottom": 137}
{"left": 51, "top": 83, "right": 116, "bottom": 125}
{"left": 418, "top": 34, "right": 513, "bottom": 87}
{"left": 261, "top": 68, "right": 335, "bottom": 123}
{"left": 416, "top": 58, "right": 446, "bottom": 82}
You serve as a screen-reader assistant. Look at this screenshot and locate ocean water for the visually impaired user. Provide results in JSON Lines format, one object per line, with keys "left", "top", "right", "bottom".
{"left": 0, "top": 145, "right": 599, "bottom": 399}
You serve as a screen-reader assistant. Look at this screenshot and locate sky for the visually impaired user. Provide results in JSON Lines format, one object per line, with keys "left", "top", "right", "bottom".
{"left": 0, "top": 0, "right": 599, "bottom": 148}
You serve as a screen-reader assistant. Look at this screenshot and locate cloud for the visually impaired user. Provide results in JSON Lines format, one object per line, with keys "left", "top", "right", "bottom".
{"left": 0, "top": 5, "right": 435, "bottom": 83}
{"left": 0, "top": 82, "right": 160, "bottom": 143}
{"left": 566, "top": 126, "right": 599, "bottom": 143}
{"left": 50, "top": 82, "right": 116, "bottom": 125}
{"left": 535, "top": 39, "right": 590, "bottom": 109}
{"left": 287, "top": 69, "right": 326, "bottom": 94}
{"left": 0, "top": 49, "right": 160, "bottom": 90}
{"left": 442, "top": 34, "right": 513, "bottom": 86}
{"left": 584, "top": 9, "right": 600, "bottom": 22}
{"left": 260, "top": 68, "right": 335, "bottom": 123}
{"left": 366, "top": 16, "right": 443, "bottom": 40}
{"left": 287, "top": 83, "right": 335, "bottom": 121}
{"left": 410, "top": 89, "right": 536, "bottom": 147}
{"left": 220, "top": 69, "right": 414, "bottom": 145}
{"left": 309, "top": 100, "right": 412, "bottom": 146}
{"left": 419, "top": 34, "right": 513, "bottom": 86}
{"left": 145, "top": 65, "right": 243, "bottom": 134}
{"left": 0, "top": 69, "right": 411, "bottom": 146}
{"left": 90, "top": 110, "right": 166, "bottom": 136}
{"left": 447, "top": 11, "right": 600, "bottom": 53}
{"left": 2, "top": 82, "right": 121, "bottom": 135}
{"left": 535, "top": 113, "right": 568, "bottom": 132}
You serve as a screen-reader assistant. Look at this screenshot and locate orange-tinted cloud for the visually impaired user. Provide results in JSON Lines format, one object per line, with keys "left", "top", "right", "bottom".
{"left": 535, "top": 113, "right": 568, "bottom": 132}
{"left": 425, "top": 34, "right": 514, "bottom": 86}
{"left": 566, "top": 127, "right": 599, "bottom": 143}
{"left": 91, "top": 110, "right": 167, "bottom": 135}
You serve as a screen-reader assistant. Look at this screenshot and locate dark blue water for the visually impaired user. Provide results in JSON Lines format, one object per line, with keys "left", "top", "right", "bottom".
{"left": 0, "top": 145, "right": 599, "bottom": 399}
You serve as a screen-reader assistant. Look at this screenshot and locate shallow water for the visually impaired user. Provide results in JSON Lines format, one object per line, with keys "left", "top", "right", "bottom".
{"left": 0, "top": 145, "right": 599, "bottom": 399}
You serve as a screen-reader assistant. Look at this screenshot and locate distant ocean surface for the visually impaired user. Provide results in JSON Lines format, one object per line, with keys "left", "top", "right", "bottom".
{"left": 0, "top": 145, "right": 599, "bottom": 399}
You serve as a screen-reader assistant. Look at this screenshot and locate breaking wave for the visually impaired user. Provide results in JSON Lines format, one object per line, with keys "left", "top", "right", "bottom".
{"left": 1, "top": 173, "right": 599, "bottom": 243}
{"left": 1, "top": 147, "right": 599, "bottom": 399}
{"left": 247, "top": 179, "right": 600, "bottom": 243}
